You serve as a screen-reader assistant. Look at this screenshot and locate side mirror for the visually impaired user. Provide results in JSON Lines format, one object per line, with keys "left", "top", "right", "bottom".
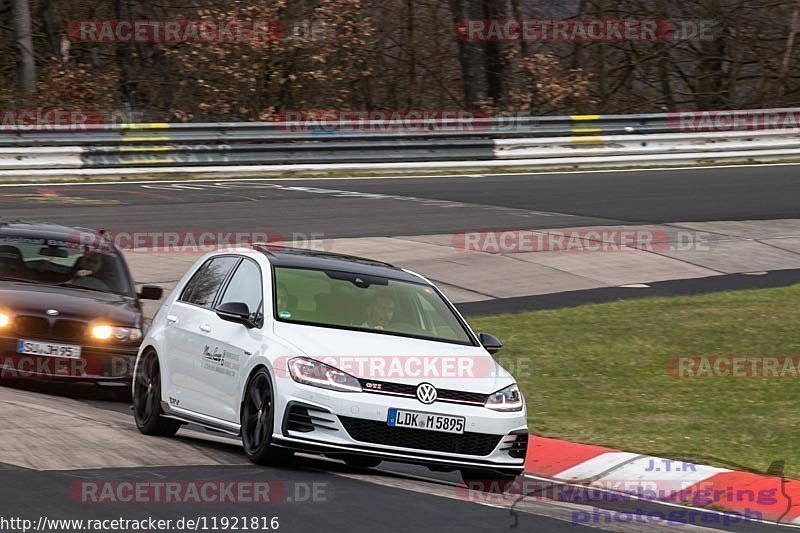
{"left": 216, "top": 302, "right": 254, "bottom": 328}
{"left": 479, "top": 332, "right": 503, "bottom": 354}
{"left": 138, "top": 285, "right": 163, "bottom": 300}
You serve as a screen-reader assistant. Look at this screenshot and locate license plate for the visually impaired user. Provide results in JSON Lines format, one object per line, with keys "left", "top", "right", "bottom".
{"left": 387, "top": 408, "right": 465, "bottom": 434}
{"left": 17, "top": 339, "right": 82, "bottom": 359}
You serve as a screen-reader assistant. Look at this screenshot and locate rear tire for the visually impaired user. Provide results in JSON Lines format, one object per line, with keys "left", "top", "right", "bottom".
{"left": 241, "top": 368, "right": 292, "bottom": 466}
{"left": 133, "top": 349, "right": 181, "bottom": 437}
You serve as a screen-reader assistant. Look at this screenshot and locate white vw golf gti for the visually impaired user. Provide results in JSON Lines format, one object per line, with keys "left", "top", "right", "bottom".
{"left": 133, "top": 245, "right": 528, "bottom": 482}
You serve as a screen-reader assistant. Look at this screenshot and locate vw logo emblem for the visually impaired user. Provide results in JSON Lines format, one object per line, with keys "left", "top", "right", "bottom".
{"left": 46, "top": 309, "right": 59, "bottom": 316}
{"left": 416, "top": 383, "right": 437, "bottom": 405}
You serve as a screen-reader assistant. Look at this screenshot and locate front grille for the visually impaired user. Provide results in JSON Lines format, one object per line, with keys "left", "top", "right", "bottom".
{"left": 498, "top": 431, "right": 529, "bottom": 459}
{"left": 12, "top": 316, "right": 88, "bottom": 343}
{"left": 14, "top": 316, "right": 49, "bottom": 337}
{"left": 358, "top": 379, "right": 489, "bottom": 406}
{"left": 438, "top": 389, "right": 489, "bottom": 404}
{"left": 339, "top": 416, "right": 502, "bottom": 456}
{"left": 284, "top": 404, "right": 338, "bottom": 434}
{"left": 52, "top": 320, "right": 86, "bottom": 341}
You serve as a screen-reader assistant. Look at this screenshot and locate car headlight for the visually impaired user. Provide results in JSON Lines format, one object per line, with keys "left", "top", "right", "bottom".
{"left": 288, "top": 357, "right": 362, "bottom": 393}
{"left": 485, "top": 384, "right": 524, "bottom": 411}
{"left": 89, "top": 323, "right": 142, "bottom": 343}
{"left": 0, "top": 312, "right": 11, "bottom": 329}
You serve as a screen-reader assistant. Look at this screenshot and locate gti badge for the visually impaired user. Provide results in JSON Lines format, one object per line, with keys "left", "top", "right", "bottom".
{"left": 416, "top": 382, "right": 437, "bottom": 405}
{"left": 46, "top": 309, "right": 59, "bottom": 316}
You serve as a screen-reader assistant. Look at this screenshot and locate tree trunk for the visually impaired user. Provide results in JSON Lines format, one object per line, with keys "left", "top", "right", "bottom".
{"left": 449, "top": 0, "right": 485, "bottom": 108}
{"left": 483, "top": 0, "right": 505, "bottom": 105}
{"left": 655, "top": 0, "right": 674, "bottom": 109}
{"left": 406, "top": 0, "right": 416, "bottom": 108}
{"left": 115, "top": 0, "right": 137, "bottom": 115}
{"left": 777, "top": 0, "right": 800, "bottom": 98}
{"left": 39, "top": 0, "right": 62, "bottom": 63}
{"left": 12, "top": 0, "right": 36, "bottom": 94}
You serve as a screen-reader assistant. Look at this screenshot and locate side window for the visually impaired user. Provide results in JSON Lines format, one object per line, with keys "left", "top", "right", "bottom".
{"left": 218, "top": 258, "right": 264, "bottom": 326}
{"left": 179, "top": 256, "right": 238, "bottom": 308}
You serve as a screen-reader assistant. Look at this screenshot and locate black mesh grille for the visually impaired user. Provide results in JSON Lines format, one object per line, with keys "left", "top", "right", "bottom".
{"left": 438, "top": 389, "right": 489, "bottom": 404}
{"left": 52, "top": 320, "right": 86, "bottom": 342}
{"left": 285, "top": 404, "right": 338, "bottom": 434}
{"left": 339, "top": 416, "right": 502, "bottom": 456}
{"left": 499, "top": 432, "right": 528, "bottom": 459}
{"left": 358, "top": 379, "right": 489, "bottom": 405}
{"left": 286, "top": 405, "right": 315, "bottom": 433}
{"left": 13, "top": 316, "right": 49, "bottom": 338}
{"left": 13, "top": 316, "right": 87, "bottom": 342}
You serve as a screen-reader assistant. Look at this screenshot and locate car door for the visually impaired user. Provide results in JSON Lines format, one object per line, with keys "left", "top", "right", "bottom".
{"left": 195, "top": 257, "right": 267, "bottom": 422}
{"left": 162, "top": 255, "right": 239, "bottom": 416}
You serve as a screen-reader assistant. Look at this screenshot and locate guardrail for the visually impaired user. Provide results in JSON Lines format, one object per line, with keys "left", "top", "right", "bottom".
{"left": 1, "top": 107, "right": 799, "bottom": 178}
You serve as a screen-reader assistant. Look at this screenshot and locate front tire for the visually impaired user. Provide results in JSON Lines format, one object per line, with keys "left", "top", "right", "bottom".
{"left": 241, "top": 368, "right": 292, "bottom": 466}
{"left": 133, "top": 349, "right": 181, "bottom": 437}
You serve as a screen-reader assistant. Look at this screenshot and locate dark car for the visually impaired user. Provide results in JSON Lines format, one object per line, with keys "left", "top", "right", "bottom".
{"left": 0, "top": 221, "right": 162, "bottom": 399}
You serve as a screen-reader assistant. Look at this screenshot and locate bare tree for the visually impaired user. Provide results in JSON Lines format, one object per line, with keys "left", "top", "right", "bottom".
{"left": 12, "top": 0, "right": 36, "bottom": 94}
{"left": 449, "top": 0, "right": 486, "bottom": 107}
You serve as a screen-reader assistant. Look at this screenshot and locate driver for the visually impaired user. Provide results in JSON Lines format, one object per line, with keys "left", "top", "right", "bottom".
{"left": 362, "top": 292, "right": 396, "bottom": 331}
{"left": 64, "top": 251, "right": 107, "bottom": 290}
{"left": 74, "top": 251, "right": 103, "bottom": 278}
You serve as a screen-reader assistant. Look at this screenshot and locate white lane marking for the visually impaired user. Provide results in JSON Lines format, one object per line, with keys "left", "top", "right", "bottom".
{"left": 596, "top": 456, "right": 727, "bottom": 486}
{"left": 555, "top": 452, "right": 642, "bottom": 482}
{"left": 142, "top": 181, "right": 579, "bottom": 219}
{"left": 620, "top": 284, "right": 651, "bottom": 288}
{"left": 0, "top": 161, "right": 799, "bottom": 188}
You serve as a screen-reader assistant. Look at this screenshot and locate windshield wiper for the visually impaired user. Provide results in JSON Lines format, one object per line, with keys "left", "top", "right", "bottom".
{"left": 56, "top": 282, "right": 109, "bottom": 294}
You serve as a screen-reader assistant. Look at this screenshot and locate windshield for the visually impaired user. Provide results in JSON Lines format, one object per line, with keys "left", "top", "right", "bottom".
{"left": 274, "top": 267, "right": 474, "bottom": 345}
{"left": 0, "top": 236, "right": 133, "bottom": 296}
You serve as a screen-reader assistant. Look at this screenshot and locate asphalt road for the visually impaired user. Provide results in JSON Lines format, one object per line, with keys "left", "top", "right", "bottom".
{"left": 0, "top": 379, "right": 791, "bottom": 533}
{"left": 1, "top": 164, "right": 800, "bottom": 238}
{"left": 1, "top": 165, "right": 799, "bottom": 532}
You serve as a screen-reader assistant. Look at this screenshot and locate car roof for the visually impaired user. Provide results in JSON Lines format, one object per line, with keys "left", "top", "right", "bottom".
{"left": 0, "top": 220, "right": 104, "bottom": 243}
{"left": 252, "top": 244, "right": 426, "bottom": 284}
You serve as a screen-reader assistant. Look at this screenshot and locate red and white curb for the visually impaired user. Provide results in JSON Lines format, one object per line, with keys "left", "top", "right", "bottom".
{"left": 524, "top": 436, "right": 800, "bottom": 525}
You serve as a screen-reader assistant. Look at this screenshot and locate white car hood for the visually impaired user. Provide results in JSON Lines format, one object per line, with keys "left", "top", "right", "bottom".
{"left": 272, "top": 321, "right": 514, "bottom": 394}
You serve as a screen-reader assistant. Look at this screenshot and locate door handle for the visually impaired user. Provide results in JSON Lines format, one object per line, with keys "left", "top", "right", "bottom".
{"left": 166, "top": 315, "right": 178, "bottom": 324}
{"left": 199, "top": 324, "right": 212, "bottom": 333}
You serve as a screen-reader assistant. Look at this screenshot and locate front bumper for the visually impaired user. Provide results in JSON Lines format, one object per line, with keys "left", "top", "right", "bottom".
{"left": 274, "top": 382, "right": 528, "bottom": 473}
{"left": 0, "top": 336, "right": 137, "bottom": 384}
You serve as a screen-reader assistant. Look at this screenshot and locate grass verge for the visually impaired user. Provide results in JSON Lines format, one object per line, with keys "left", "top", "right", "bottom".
{"left": 470, "top": 284, "right": 800, "bottom": 478}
